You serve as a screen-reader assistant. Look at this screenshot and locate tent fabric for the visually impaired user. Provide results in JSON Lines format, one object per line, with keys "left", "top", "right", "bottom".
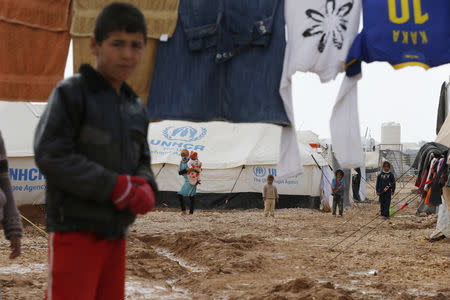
{"left": 156, "top": 191, "right": 320, "bottom": 210}
{"left": 0, "top": 102, "right": 44, "bottom": 156}
{"left": 0, "top": 102, "right": 47, "bottom": 206}
{"left": 148, "top": 120, "right": 328, "bottom": 169}
{"left": 148, "top": 121, "right": 281, "bottom": 169}
{"left": 70, "top": 0, "right": 180, "bottom": 104}
{"left": 0, "top": 7, "right": 71, "bottom": 102}
{"left": 0, "top": 0, "right": 71, "bottom": 31}
{"left": 153, "top": 163, "right": 324, "bottom": 197}
{"left": 70, "top": 0, "right": 180, "bottom": 39}
{"left": 72, "top": 37, "right": 158, "bottom": 103}
{"left": 436, "top": 105, "right": 450, "bottom": 148}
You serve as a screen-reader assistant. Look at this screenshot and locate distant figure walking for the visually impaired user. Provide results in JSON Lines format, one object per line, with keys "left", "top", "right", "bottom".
{"left": 263, "top": 175, "right": 279, "bottom": 217}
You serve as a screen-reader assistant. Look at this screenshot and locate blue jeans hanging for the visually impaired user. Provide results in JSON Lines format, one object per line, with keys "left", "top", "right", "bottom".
{"left": 147, "top": 0, "right": 289, "bottom": 126}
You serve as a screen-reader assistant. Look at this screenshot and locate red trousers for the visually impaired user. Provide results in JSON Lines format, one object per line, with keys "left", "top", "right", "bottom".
{"left": 45, "top": 232, "right": 126, "bottom": 300}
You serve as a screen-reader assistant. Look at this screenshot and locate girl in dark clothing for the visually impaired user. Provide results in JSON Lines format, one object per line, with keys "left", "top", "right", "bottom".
{"left": 376, "top": 161, "right": 396, "bottom": 218}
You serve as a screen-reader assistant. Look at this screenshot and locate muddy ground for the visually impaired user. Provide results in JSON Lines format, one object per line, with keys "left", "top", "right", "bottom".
{"left": 0, "top": 179, "right": 449, "bottom": 299}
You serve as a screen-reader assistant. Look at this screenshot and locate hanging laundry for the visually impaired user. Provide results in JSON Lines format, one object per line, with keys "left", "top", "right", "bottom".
{"left": 147, "top": 0, "right": 289, "bottom": 125}
{"left": 329, "top": 74, "right": 364, "bottom": 169}
{"left": 0, "top": 0, "right": 71, "bottom": 31}
{"left": 70, "top": 0, "right": 180, "bottom": 103}
{"left": 279, "top": 0, "right": 361, "bottom": 176}
{"left": 0, "top": 0, "right": 71, "bottom": 102}
{"left": 283, "top": 0, "right": 361, "bottom": 83}
{"left": 346, "top": 0, "right": 450, "bottom": 76}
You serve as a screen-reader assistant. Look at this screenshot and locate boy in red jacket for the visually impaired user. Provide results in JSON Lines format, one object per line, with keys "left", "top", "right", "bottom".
{"left": 34, "top": 3, "right": 157, "bottom": 299}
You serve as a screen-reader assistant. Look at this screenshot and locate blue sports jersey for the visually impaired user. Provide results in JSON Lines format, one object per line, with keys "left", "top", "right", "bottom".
{"left": 346, "top": 0, "right": 450, "bottom": 76}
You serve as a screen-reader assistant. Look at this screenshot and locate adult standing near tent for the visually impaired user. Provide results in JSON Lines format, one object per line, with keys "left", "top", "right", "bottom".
{"left": 0, "top": 131, "right": 23, "bottom": 259}
{"left": 177, "top": 149, "right": 198, "bottom": 215}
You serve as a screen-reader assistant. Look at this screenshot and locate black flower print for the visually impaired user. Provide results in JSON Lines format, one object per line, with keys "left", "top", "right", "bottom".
{"left": 303, "top": 0, "right": 353, "bottom": 53}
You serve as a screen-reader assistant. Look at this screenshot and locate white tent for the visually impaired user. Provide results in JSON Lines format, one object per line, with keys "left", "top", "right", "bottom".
{"left": 0, "top": 101, "right": 46, "bottom": 206}
{"left": 149, "top": 121, "right": 329, "bottom": 209}
{"left": 1, "top": 102, "right": 329, "bottom": 209}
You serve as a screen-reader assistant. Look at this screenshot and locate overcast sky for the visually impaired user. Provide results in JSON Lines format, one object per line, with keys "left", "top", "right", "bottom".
{"left": 64, "top": 41, "right": 449, "bottom": 144}
{"left": 292, "top": 64, "right": 450, "bottom": 143}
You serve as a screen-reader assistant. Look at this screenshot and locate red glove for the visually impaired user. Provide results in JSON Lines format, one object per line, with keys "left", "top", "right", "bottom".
{"left": 128, "top": 183, "right": 155, "bottom": 215}
{"left": 111, "top": 175, "right": 136, "bottom": 210}
{"left": 111, "top": 175, "right": 148, "bottom": 211}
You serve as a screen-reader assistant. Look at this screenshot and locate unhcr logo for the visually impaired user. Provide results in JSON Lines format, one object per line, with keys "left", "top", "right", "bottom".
{"left": 253, "top": 166, "right": 266, "bottom": 178}
{"left": 253, "top": 166, "right": 277, "bottom": 178}
{"left": 163, "top": 126, "right": 207, "bottom": 142}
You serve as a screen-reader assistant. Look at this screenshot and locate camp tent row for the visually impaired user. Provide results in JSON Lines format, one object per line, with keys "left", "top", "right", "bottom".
{"left": 1, "top": 102, "right": 330, "bottom": 209}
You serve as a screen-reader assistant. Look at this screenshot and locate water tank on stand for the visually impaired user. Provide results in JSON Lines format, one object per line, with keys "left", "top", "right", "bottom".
{"left": 381, "top": 122, "right": 401, "bottom": 150}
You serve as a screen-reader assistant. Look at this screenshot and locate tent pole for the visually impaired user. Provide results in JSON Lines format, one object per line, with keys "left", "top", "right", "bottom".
{"left": 155, "top": 163, "right": 166, "bottom": 178}
{"left": 225, "top": 165, "right": 246, "bottom": 205}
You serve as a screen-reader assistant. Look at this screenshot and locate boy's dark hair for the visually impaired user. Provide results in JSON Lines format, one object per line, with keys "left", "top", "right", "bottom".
{"left": 383, "top": 161, "right": 391, "bottom": 168}
{"left": 267, "top": 174, "right": 274, "bottom": 180}
{"left": 94, "top": 2, "right": 147, "bottom": 44}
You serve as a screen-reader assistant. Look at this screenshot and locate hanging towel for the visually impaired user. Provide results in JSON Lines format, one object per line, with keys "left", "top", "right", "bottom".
{"left": 0, "top": 0, "right": 71, "bottom": 31}
{"left": 283, "top": 0, "right": 361, "bottom": 83}
{"left": 70, "top": 0, "right": 180, "bottom": 103}
{"left": 70, "top": 0, "right": 179, "bottom": 39}
{"left": 0, "top": 21, "right": 70, "bottom": 102}
{"left": 346, "top": 0, "right": 450, "bottom": 76}
{"left": 329, "top": 74, "right": 364, "bottom": 169}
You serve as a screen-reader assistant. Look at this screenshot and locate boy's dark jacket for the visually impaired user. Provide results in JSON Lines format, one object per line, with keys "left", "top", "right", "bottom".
{"left": 376, "top": 172, "right": 396, "bottom": 197}
{"left": 34, "top": 64, "right": 158, "bottom": 239}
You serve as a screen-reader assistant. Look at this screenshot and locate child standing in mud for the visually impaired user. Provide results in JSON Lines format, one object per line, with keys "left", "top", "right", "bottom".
{"left": 331, "top": 169, "right": 345, "bottom": 216}
{"left": 263, "top": 174, "right": 279, "bottom": 217}
{"left": 376, "top": 161, "right": 396, "bottom": 219}
{"left": 34, "top": 3, "right": 157, "bottom": 299}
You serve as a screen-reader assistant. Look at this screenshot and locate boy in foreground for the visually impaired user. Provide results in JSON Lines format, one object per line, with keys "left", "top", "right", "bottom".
{"left": 34, "top": 3, "right": 157, "bottom": 299}
{"left": 263, "top": 174, "right": 279, "bottom": 217}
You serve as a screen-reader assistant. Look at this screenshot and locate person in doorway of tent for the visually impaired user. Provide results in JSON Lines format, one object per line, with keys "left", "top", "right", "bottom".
{"left": 263, "top": 174, "right": 279, "bottom": 217}
{"left": 177, "top": 150, "right": 200, "bottom": 215}
{"left": 376, "top": 161, "right": 396, "bottom": 219}
{"left": 0, "top": 131, "right": 23, "bottom": 260}
{"left": 33, "top": 3, "right": 158, "bottom": 300}
{"left": 331, "top": 169, "right": 345, "bottom": 216}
